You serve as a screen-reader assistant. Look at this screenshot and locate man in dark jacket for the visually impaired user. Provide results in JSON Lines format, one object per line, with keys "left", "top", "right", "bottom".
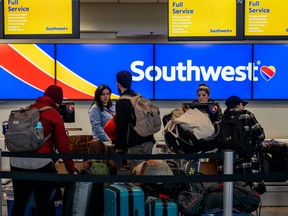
{"left": 219, "top": 95, "right": 266, "bottom": 194}
{"left": 10, "top": 85, "right": 77, "bottom": 216}
{"left": 223, "top": 95, "right": 265, "bottom": 147}
{"left": 115, "top": 70, "right": 155, "bottom": 169}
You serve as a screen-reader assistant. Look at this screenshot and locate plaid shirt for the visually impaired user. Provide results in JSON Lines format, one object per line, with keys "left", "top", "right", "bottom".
{"left": 224, "top": 107, "right": 265, "bottom": 145}
{"left": 217, "top": 108, "right": 266, "bottom": 194}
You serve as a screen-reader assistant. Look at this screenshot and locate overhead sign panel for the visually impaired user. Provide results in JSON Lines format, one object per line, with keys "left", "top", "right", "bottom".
{"left": 4, "top": 0, "right": 79, "bottom": 38}
{"left": 168, "top": 0, "right": 243, "bottom": 41}
{"left": 0, "top": 0, "right": 3, "bottom": 38}
{"left": 245, "top": 0, "right": 288, "bottom": 39}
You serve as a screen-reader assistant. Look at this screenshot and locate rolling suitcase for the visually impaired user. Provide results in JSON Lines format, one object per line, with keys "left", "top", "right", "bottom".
{"left": 104, "top": 183, "right": 145, "bottom": 216}
{"left": 146, "top": 198, "right": 178, "bottom": 216}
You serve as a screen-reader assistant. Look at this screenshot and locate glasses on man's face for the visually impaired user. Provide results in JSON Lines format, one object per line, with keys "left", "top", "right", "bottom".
{"left": 198, "top": 94, "right": 207, "bottom": 97}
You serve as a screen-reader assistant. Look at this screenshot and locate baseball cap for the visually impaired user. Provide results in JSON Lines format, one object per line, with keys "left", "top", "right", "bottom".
{"left": 225, "top": 96, "right": 248, "bottom": 109}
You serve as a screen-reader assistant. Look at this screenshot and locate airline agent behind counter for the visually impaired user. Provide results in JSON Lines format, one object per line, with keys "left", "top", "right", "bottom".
{"left": 183, "top": 83, "right": 223, "bottom": 123}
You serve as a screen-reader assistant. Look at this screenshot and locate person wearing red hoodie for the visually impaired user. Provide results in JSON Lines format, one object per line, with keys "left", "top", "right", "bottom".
{"left": 10, "top": 85, "right": 77, "bottom": 216}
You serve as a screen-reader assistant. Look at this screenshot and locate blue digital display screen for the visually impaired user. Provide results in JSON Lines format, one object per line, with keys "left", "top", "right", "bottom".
{"left": 1, "top": 43, "right": 286, "bottom": 101}
{"left": 0, "top": 44, "right": 55, "bottom": 100}
{"left": 253, "top": 44, "right": 288, "bottom": 99}
{"left": 56, "top": 44, "right": 154, "bottom": 99}
{"left": 154, "top": 44, "right": 253, "bottom": 100}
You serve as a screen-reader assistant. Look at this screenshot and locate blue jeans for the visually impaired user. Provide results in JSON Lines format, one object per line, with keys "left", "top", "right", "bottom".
{"left": 127, "top": 142, "right": 154, "bottom": 170}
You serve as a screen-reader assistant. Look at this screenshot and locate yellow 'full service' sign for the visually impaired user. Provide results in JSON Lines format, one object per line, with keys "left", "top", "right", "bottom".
{"left": 245, "top": 0, "right": 288, "bottom": 36}
{"left": 4, "top": 0, "right": 72, "bottom": 35}
{"left": 168, "top": 0, "right": 237, "bottom": 37}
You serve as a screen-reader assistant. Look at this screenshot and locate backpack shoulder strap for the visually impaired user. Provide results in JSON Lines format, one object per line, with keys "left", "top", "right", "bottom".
{"left": 39, "top": 106, "right": 54, "bottom": 142}
{"left": 39, "top": 106, "right": 54, "bottom": 112}
{"left": 120, "top": 94, "right": 141, "bottom": 104}
{"left": 24, "top": 105, "right": 54, "bottom": 112}
{"left": 119, "top": 94, "right": 132, "bottom": 100}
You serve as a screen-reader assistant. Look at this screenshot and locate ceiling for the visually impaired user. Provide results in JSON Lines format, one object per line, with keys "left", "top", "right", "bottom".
{"left": 81, "top": 0, "right": 167, "bottom": 3}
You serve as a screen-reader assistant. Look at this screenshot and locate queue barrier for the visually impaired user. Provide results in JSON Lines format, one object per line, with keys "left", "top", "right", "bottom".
{"left": 0, "top": 151, "right": 288, "bottom": 216}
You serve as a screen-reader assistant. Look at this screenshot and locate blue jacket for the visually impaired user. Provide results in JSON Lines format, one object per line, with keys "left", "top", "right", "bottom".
{"left": 89, "top": 103, "right": 116, "bottom": 141}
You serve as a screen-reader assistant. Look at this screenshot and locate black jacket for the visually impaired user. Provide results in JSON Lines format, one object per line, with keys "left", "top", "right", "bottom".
{"left": 115, "top": 89, "right": 155, "bottom": 151}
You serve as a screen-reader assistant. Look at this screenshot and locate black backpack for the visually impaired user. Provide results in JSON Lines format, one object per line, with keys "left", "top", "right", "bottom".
{"left": 201, "top": 183, "right": 261, "bottom": 214}
{"left": 220, "top": 113, "right": 253, "bottom": 159}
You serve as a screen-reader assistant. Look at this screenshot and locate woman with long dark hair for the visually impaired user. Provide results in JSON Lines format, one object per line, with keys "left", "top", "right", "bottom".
{"left": 88, "top": 84, "right": 116, "bottom": 142}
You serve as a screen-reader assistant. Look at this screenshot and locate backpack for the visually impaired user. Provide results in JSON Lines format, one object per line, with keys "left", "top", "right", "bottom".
{"left": 163, "top": 108, "right": 221, "bottom": 153}
{"left": 177, "top": 191, "right": 204, "bottom": 216}
{"left": 90, "top": 160, "right": 110, "bottom": 188}
{"left": 162, "top": 107, "right": 184, "bottom": 127}
{"left": 132, "top": 160, "right": 174, "bottom": 176}
{"left": 220, "top": 113, "right": 253, "bottom": 159}
{"left": 90, "top": 160, "right": 110, "bottom": 176}
{"left": 120, "top": 94, "right": 161, "bottom": 137}
{"left": 201, "top": 183, "right": 261, "bottom": 214}
{"left": 133, "top": 160, "right": 190, "bottom": 200}
{"left": 4, "top": 106, "right": 53, "bottom": 152}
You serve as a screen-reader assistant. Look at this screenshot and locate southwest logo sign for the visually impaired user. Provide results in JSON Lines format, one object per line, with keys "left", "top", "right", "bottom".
{"left": 66, "top": 104, "right": 75, "bottom": 113}
{"left": 209, "top": 105, "right": 218, "bottom": 114}
{"left": 260, "top": 66, "right": 276, "bottom": 81}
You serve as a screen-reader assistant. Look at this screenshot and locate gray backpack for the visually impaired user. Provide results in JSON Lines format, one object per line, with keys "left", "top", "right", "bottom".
{"left": 120, "top": 94, "right": 161, "bottom": 137}
{"left": 4, "top": 106, "right": 53, "bottom": 152}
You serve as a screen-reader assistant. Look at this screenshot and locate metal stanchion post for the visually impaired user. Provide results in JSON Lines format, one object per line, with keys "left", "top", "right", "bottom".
{"left": 223, "top": 150, "right": 234, "bottom": 216}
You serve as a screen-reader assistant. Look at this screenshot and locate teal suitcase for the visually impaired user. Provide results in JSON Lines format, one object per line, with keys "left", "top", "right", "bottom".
{"left": 146, "top": 198, "right": 178, "bottom": 216}
{"left": 104, "top": 183, "right": 145, "bottom": 216}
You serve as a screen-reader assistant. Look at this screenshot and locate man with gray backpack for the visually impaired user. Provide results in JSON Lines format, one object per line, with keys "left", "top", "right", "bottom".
{"left": 115, "top": 70, "right": 161, "bottom": 170}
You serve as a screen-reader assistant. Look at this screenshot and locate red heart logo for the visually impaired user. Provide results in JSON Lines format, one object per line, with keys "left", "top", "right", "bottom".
{"left": 260, "top": 66, "right": 276, "bottom": 81}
